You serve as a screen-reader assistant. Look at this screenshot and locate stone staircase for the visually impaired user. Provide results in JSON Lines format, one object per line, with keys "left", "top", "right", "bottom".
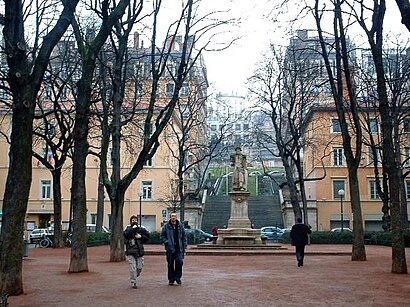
{"left": 201, "top": 195, "right": 283, "bottom": 233}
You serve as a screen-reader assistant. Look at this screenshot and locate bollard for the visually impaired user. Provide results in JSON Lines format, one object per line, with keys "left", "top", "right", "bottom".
{"left": 22, "top": 239, "right": 29, "bottom": 257}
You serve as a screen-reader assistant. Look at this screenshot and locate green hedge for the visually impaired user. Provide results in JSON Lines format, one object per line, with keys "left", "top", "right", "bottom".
{"left": 282, "top": 230, "right": 410, "bottom": 246}
{"left": 148, "top": 231, "right": 162, "bottom": 244}
{"left": 86, "top": 232, "right": 110, "bottom": 246}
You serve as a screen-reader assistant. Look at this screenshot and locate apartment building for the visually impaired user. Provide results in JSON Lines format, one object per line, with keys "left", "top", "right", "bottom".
{"left": 281, "top": 29, "right": 410, "bottom": 230}
{"left": 301, "top": 105, "right": 410, "bottom": 231}
{"left": 0, "top": 32, "right": 208, "bottom": 233}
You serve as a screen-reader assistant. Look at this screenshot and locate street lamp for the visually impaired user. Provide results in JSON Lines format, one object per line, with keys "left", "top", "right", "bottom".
{"left": 138, "top": 191, "right": 143, "bottom": 226}
{"left": 338, "top": 189, "right": 345, "bottom": 231}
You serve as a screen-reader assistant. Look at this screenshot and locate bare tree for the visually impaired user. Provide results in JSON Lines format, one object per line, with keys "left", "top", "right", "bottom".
{"left": 313, "top": 0, "right": 366, "bottom": 261}
{"left": 68, "top": 0, "right": 130, "bottom": 272}
{"left": 0, "top": 0, "right": 79, "bottom": 295}
{"left": 395, "top": 0, "right": 410, "bottom": 32}
{"left": 249, "top": 43, "right": 320, "bottom": 225}
{"left": 164, "top": 87, "right": 222, "bottom": 222}
{"left": 31, "top": 40, "right": 79, "bottom": 247}
{"left": 351, "top": 0, "right": 407, "bottom": 273}
{"left": 92, "top": 0, "right": 233, "bottom": 261}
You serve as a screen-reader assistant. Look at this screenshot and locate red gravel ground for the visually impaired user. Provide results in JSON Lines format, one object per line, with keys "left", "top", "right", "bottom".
{"left": 8, "top": 244, "right": 410, "bottom": 307}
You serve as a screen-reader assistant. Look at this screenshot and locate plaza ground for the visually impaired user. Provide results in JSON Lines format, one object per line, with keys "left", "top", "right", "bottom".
{"left": 9, "top": 244, "right": 410, "bottom": 307}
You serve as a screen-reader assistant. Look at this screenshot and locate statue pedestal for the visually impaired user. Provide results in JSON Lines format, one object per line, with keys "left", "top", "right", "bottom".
{"left": 227, "top": 191, "right": 251, "bottom": 228}
{"left": 216, "top": 191, "right": 262, "bottom": 246}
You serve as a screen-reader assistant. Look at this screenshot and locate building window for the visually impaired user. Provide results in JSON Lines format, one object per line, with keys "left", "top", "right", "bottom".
{"left": 135, "top": 82, "right": 143, "bottom": 97}
{"left": 369, "top": 180, "right": 380, "bottom": 199}
{"left": 333, "top": 180, "right": 345, "bottom": 200}
{"left": 333, "top": 148, "right": 344, "bottom": 166}
{"left": 368, "top": 118, "right": 378, "bottom": 133}
{"left": 405, "top": 147, "right": 410, "bottom": 167}
{"left": 41, "top": 180, "right": 52, "bottom": 199}
{"left": 141, "top": 181, "right": 152, "bottom": 200}
{"left": 180, "top": 83, "right": 189, "bottom": 96}
{"left": 134, "top": 64, "right": 143, "bottom": 78}
{"left": 91, "top": 214, "right": 97, "bottom": 224}
{"left": 166, "top": 83, "right": 174, "bottom": 97}
{"left": 108, "top": 148, "right": 113, "bottom": 166}
{"left": 331, "top": 119, "right": 341, "bottom": 133}
{"left": 144, "top": 158, "right": 153, "bottom": 167}
{"left": 61, "top": 86, "right": 67, "bottom": 100}
{"left": 404, "top": 119, "right": 410, "bottom": 133}
{"left": 406, "top": 180, "right": 410, "bottom": 200}
{"left": 45, "top": 85, "right": 53, "bottom": 100}
{"left": 368, "top": 146, "right": 380, "bottom": 166}
{"left": 180, "top": 104, "right": 190, "bottom": 119}
{"left": 37, "top": 146, "right": 53, "bottom": 167}
{"left": 148, "top": 122, "right": 156, "bottom": 137}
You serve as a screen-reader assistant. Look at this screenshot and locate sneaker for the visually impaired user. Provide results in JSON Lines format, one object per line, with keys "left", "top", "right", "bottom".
{"left": 168, "top": 281, "right": 174, "bottom": 286}
{"left": 131, "top": 283, "right": 138, "bottom": 289}
{"left": 176, "top": 279, "right": 181, "bottom": 285}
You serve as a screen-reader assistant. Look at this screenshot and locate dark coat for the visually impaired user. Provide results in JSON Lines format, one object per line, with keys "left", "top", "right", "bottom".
{"left": 123, "top": 225, "right": 150, "bottom": 257}
{"left": 290, "top": 223, "right": 312, "bottom": 246}
{"left": 160, "top": 220, "right": 187, "bottom": 254}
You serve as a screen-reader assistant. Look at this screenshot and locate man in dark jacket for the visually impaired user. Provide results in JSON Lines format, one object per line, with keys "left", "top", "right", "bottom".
{"left": 290, "top": 217, "right": 312, "bottom": 267}
{"left": 160, "top": 212, "right": 187, "bottom": 286}
{"left": 124, "top": 215, "right": 150, "bottom": 288}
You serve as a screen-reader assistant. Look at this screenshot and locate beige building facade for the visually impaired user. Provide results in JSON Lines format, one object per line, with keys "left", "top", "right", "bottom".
{"left": 297, "top": 105, "right": 410, "bottom": 231}
{"left": 0, "top": 34, "right": 208, "bottom": 234}
{"left": 0, "top": 115, "right": 182, "bottom": 232}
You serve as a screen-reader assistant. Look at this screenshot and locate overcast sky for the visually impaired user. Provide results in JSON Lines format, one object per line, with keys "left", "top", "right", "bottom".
{"left": 200, "top": 1, "right": 409, "bottom": 96}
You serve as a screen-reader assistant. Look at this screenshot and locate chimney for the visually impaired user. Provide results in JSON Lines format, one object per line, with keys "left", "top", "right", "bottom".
{"left": 166, "top": 35, "right": 175, "bottom": 51}
{"left": 296, "top": 29, "right": 308, "bottom": 41}
{"left": 134, "top": 32, "right": 139, "bottom": 49}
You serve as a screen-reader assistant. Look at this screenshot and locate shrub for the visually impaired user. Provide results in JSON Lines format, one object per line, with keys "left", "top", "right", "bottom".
{"left": 86, "top": 232, "right": 110, "bottom": 246}
{"left": 147, "top": 231, "right": 162, "bottom": 244}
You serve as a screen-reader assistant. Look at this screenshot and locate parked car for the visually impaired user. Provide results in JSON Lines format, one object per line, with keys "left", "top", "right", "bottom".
{"left": 185, "top": 228, "right": 213, "bottom": 242}
{"left": 331, "top": 227, "right": 353, "bottom": 232}
{"left": 260, "top": 226, "right": 284, "bottom": 241}
{"left": 29, "top": 228, "right": 53, "bottom": 243}
{"left": 86, "top": 224, "right": 111, "bottom": 233}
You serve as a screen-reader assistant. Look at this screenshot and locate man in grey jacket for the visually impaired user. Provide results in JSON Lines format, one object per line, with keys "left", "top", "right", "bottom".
{"left": 160, "top": 212, "right": 187, "bottom": 285}
{"left": 124, "top": 215, "right": 150, "bottom": 288}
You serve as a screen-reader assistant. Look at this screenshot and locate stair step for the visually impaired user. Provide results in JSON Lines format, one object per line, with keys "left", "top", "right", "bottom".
{"left": 201, "top": 195, "right": 284, "bottom": 233}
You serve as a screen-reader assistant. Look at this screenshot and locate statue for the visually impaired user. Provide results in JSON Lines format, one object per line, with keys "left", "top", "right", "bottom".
{"left": 230, "top": 147, "right": 247, "bottom": 191}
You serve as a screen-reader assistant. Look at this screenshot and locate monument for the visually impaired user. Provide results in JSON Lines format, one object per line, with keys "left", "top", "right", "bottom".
{"left": 216, "top": 147, "right": 263, "bottom": 245}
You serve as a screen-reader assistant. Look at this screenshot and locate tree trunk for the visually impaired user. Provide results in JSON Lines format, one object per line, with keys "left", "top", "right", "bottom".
{"left": 52, "top": 168, "right": 64, "bottom": 247}
{"left": 365, "top": 0, "right": 408, "bottom": 273}
{"left": 0, "top": 91, "right": 34, "bottom": 295}
{"left": 348, "top": 171, "right": 366, "bottom": 261}
{"left": 109, "top": 194, "right": 126, "bottom": 262}
{"left": 0, "top": 0, "right": 79, "bottom": 292}
{"left": 283, "top": 156, "right": 302, "bottom": 220}
{"left": 69, "top": 75, "right": 91, "bottom": 273}
{"left": 96, "top": 172, "right": 105, "bottom": 233}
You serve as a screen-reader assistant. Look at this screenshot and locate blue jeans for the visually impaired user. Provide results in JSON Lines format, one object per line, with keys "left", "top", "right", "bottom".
{"left": 166, "top": 251, "right": 184, "bottom": 282}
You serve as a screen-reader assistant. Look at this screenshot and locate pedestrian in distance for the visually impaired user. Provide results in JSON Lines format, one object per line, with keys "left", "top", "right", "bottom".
{"left": 290, "top": 217, "right": 312, "bottom": 267}
{"left": 211, "top": 225, "right": 218, "bottom": 244}
{"left": 123, "top": 215, "right": 150, "bottom": 289}
{"left": 160, "top": 212, "right": 187, "bottom": 286}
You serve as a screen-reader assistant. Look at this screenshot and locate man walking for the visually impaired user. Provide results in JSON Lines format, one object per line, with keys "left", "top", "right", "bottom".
{"left": 290, "top": 217, "right": 312, "bottom": 267}
{"left": 160, "top": 212, "right": 187, "bottom": 285}
{"left": 124, "top": 215, "right": 150, "bottom": 288}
